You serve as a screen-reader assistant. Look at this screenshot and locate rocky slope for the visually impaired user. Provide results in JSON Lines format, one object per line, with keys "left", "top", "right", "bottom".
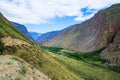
{"left": 0, "top": 55, "right": 51, "bottom": 80}
{"left": 48, "top": 4, "right": 120, "bottom": 52}
{"left": 11, "top": 22, "right": 34, "bottom": 41}
{"left": 100, "top": 29, "right": 120, "bottom": 69}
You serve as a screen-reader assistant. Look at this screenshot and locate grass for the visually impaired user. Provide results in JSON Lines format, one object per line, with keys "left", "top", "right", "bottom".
{"left": 42, "top": 46, "right": 107, "bottom": 67}
{"left": 7, "top": 44, "right": 82, "bottom": 80}
{"left": 42, "top": 46, "right": 120, "bottom": 80}
{"left": 10, "top": 56, "right": 18, "bottom": 61}
{"left": 15, "top": 76, "right": 21, "bottom": 80}
{"left": 19, "top": 64, "right": 27, "bottom": 74}
{"left": 0, "top": 14, "right": 81, "bottom": 80}
{"left": 6, "top": 62, "right": 12, "bottom": 65}
{"left": 46, "top": 50, "right": 120, "bottom": 80}
{"left": 0, "top": 17, "right": 32, "bottom": 43}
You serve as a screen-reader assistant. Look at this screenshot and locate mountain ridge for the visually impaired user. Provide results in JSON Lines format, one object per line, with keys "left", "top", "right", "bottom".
{"left": 48, "top": 3, "right": 120, "bottom": 52}
{"left": 11, "top": 22, "right": 34, "bottom": 41}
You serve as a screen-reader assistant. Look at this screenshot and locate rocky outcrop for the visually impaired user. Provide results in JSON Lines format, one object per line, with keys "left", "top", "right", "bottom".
{"left": 100, "top": 29, "right": 120, "bottom": 69}
{"left": 48, "top": 4, "right": 120, "bottom": 52}
{"left": 0, "top": 55, "right": 51, "bottom": 80}
{"left": 1, "top": 36, "right": 30, "bottom": 46}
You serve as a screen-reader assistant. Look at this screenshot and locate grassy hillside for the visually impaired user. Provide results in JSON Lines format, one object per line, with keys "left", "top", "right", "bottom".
{"left": 42, "top": 46, "right": 120, "bottom": 80}
{"left": 0, "top": 19, "right": 31, "bottom": 43}
{"left": 0, "top": 12, "right": 83, "bottom": 80}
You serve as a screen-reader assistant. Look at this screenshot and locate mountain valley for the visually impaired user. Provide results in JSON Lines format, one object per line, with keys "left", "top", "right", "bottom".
{"left": 0, "top": 3, "right": 120, "bottom": 80}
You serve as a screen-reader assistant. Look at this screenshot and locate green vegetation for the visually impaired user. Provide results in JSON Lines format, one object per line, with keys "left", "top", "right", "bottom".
{"left": 42, "top": 46, "right": 106, "bottom": 67}
{"left": 0, "top": 39, "right": 4, "bottom": 55}
{"left": 5, "top": 45, "right": 17, "bottom": 53}
{"left": 0, "top": 17, "right": 32, "bottom": 43}
{"left": 15, "top": 76, "right": 21, "bottom": 80}
{"left": 19, "top": 64, "right": 27, "bottom": 74}
{"left": 6, "top": 62, "right": 12, "bottom": 65}
{"left": 10, "top": 56, "right": 18, "bottom": 61}
{"left": 42, "top": 46, "right": 120, "bottom": 80}
{"left": 42, "top": 46, "right": 63, "bottom": 53}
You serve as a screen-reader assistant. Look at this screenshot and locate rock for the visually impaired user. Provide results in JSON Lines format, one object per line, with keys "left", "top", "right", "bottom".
{"left": 0, "top": 55, "right": 51, "bottom": 80}
{"left": 100, "top": 29, "right": 120, "bottom": 69}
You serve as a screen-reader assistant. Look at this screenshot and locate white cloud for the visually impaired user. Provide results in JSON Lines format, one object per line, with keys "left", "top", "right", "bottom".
{"left": 0, "top": 0, "right": 120, "bottom": 24}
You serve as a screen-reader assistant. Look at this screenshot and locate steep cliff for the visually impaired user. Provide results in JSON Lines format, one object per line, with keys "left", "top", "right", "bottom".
{"left": 100, "top": 29, "right": 120, "bottom": 69}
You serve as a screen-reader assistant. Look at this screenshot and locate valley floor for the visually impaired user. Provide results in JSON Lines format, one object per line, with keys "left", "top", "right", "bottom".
{"left": 42, "top": 46, "right": 120, "bottom": 80}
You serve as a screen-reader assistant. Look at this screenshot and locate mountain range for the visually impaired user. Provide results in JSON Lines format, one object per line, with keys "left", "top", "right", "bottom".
{"left": 40, "top": 3, "right": 120, "bottom": 68}
{"left": 0, "top": 3, "right": 120, "bottom": 80}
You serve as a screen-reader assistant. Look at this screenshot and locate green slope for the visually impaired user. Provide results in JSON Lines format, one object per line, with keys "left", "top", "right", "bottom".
{"left": 0, "top": 12, "right": 83, "bottom": 80}
{"left": 43, "top": 46, "right": 120, "bottom": 80}
{"left": 0, "top": 13, "right": 30, "bottom": 42}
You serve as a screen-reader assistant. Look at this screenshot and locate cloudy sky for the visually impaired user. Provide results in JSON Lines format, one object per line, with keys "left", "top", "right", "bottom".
{"left": 0, "top": 0, "right": 120, "bottom": 33}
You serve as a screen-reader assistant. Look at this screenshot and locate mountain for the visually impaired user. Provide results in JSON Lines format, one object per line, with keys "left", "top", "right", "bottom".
{"left": 36, "top": 30, "right": 62, "bottom": 44}
{"left": 11, "top": 22, "right": 34, "bottom": 41}
{"left": 29, "top": 31, "right": 42, "bottom": 41}
{"left": 48, "top": 3, "right": 120, "bottom": 53}
{"left": 0, "top": 12, "right": 82, "bottom": 80}
{"left": 100, "top": 29, "right": 120, "bottom": 69}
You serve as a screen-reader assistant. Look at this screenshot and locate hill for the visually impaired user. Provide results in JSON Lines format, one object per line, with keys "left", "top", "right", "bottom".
{"left": 0, "top": 12, "right": 83, "bottom": 80}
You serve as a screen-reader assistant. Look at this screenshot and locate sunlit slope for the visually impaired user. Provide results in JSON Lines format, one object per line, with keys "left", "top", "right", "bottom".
{"left": 0, "top": 12, "right": 83, "bottom": 80}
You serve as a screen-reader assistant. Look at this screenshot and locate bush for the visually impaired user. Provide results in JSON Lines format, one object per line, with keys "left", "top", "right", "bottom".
{"left": 0, "top": 39, "right": 4, "bottom": 54}
{"left": 15, "top": 76, "right": 21, "bottom": 80}
{"left": 19, "top": 64, "right": 27, "bottom": 74}
{"left": 5, "top": 45, "right": 17, "bottom": 53}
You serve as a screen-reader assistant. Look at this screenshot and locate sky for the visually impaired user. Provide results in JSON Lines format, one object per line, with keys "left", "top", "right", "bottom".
{"left": 0, "top": 0, "right": 120, "bottom": 33}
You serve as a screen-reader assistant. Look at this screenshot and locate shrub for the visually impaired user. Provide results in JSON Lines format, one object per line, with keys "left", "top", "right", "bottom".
{"left": 5, "top": 45, "right": 17, "bottom": 53}
{"left": 15, "top": 76, "right": 21, "bottom": 80}
{"left": 0, "top": 39, "right": 4, "bottom": 55}
{"left": 19, "top": 64, "right": 27, "bottom": 74}
{"left": 10, "top": 56, "right": 18, "bottom": 61}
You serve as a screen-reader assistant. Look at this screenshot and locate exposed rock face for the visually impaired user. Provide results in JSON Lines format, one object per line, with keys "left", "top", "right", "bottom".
{"left": 1, "top": 36, "right": 30, "bottom": 46}
{"left": 100, "top": 29, "right": 120, "bottom": 69}
{"left": 39, "top": 40, "right": 49, "bottom": 46}
{"left": 48, "top": 4, "right": 120, "bottom": 52}
{"left": 0, "top": 55, "right": 51, "bottom": 80}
